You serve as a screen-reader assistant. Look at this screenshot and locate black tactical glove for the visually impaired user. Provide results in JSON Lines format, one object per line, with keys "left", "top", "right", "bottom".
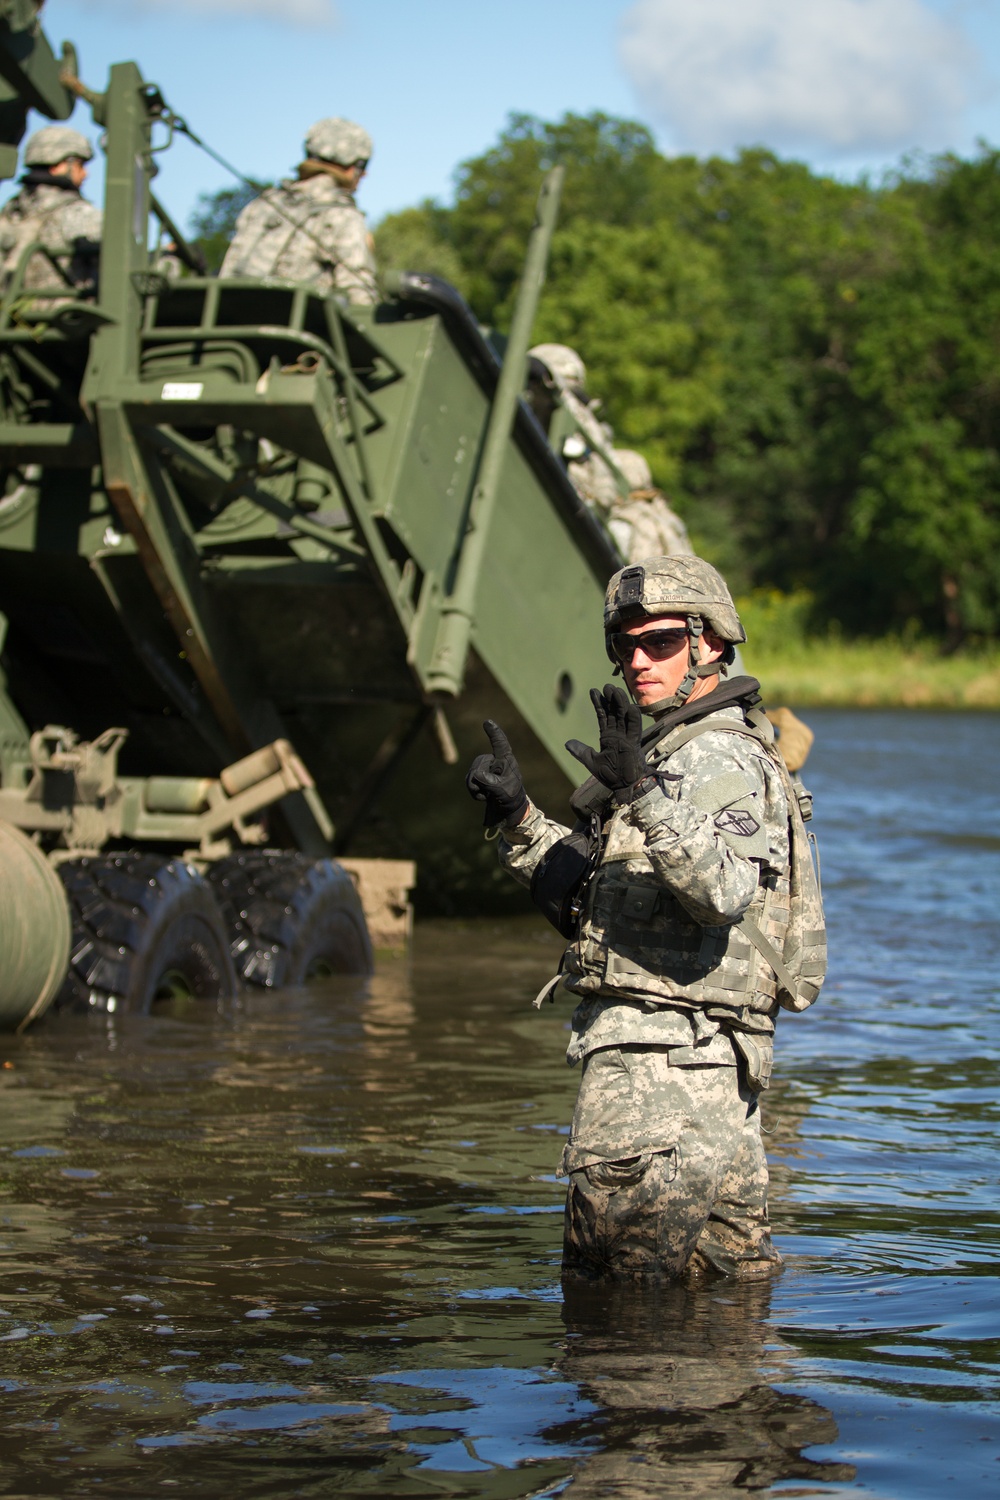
{"left": 466, "top": 720, "right": 529, "bottom": 828}
{"left": 566, "top": 684, "right": 648, "bottom": 801}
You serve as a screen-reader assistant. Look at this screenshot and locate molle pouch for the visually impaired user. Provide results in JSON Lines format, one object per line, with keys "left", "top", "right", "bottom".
{"left": 730, "top": 1030, "right": 773, "bottom": 1093}
{"left": 569, "top": 776, "right": 613, "bottom": 821}
{"left": 619, "top": 883, "right": 659, "bottom": 923}
{"left": 530, "top": 827, "right": 594, "bottom": 938}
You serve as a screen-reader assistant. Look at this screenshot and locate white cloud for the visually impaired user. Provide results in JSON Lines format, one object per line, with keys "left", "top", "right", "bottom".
{"left": 619, "top": 0, "right": 980, "bottom": 156}
{"left": 99, "top": 0, "right": 338, "bottom": 25}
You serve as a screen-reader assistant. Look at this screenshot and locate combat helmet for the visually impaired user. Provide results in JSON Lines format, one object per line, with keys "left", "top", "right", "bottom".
{"left": 304, "top": 117, "right": 373, "bottom": 168}
{"left": 528, "top": 343, "right": 586, "bottom": 393}
{"left": 24, "top": 126, "right": 93, "bottom": 168}
{"left": 604, "top": 555, "right": 746, "bottom": 712}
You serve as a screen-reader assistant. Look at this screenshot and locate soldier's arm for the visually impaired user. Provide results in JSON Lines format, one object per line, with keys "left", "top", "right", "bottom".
{"left": 627, "top": 735, "right": 784, "bottom": 926}
{"left": 61, "top": 200, "right": 102, "bottom": 242}
{"left": 219, "top": 199, "right": 264, "bottom": 277}
{"left": 498, "top": 804, "right": 572, "bottom": 889}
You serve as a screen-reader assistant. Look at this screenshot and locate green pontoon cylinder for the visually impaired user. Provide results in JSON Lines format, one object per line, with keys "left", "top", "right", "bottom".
{"left": 0, "top": 822, "right": 71, "bottom": 1031}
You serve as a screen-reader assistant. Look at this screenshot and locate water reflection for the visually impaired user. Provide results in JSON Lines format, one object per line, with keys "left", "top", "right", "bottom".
{"left": 556, "top": 1278, "right": 853, "bottom": 1497}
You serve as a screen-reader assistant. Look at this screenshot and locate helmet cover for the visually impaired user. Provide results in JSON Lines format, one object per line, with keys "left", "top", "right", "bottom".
{"left": 528, "top": 342, "right": 587, "bottom": 390}
{"left": 304, "top": 117, "right": 373, "bottom": 167}
{"left": 24, "top": 126, "right": 93, "bottom": 167}
{"left": 604, "top": 555, "right": 746, "bottom": 643}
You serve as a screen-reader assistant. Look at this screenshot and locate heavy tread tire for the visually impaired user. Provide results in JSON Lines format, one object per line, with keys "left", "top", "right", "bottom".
{"left": 56, "top": 853, "right": 238, "bottom": 1014}
{"left": 206, "top": 851, "right": 373, "bottom": 989}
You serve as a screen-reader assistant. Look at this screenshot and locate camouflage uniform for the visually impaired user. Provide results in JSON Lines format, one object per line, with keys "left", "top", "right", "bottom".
{"left": 564, "top": 410, "right": 622, "bottom": 517}
{"left": 0, "top": 127, "right": 101, "bottom": 297}
{"left": 488, "top": 557, "right": 824, "bottom": 1281}
{"left": 529, "top": 343, "right": 624, "bottom": 518}
{"left": 608, "top": 449, "right": 693, "bottom": 561}
{"left": 501, "top": 702, "right": 788, "bottom": 1279}
{"left": 221, "top": 116, "right": 377, "bottom": 305}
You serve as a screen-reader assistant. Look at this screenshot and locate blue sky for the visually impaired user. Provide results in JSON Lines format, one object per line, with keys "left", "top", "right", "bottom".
{"left": 14, "top": 0, "right": 1000, "bottom": 230}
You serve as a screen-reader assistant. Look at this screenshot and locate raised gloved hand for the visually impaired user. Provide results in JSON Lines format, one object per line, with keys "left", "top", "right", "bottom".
{"left": 466, "top": 720, "right": 529, "bottom": 828}
{"left": 566, "top": 684, "right": 647, "bottom": 799}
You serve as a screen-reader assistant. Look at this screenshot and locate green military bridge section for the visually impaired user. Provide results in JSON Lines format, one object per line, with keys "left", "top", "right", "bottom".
{"left": 0, "top": 34, "right": 622, "bottom": 1020}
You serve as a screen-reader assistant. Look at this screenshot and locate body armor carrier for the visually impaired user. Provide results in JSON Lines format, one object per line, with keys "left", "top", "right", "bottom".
{"left": 536, "top": 700, "right": 826, "bottom": 1034}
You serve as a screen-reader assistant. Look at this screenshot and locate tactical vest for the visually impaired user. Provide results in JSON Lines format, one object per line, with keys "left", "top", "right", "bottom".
{"left": 0, "top": 188, "right": 92, "bottom": 294}
{"left": 252, "top": 183, "right": 356, "bottom": 271}
{"left": 559, "top": 709, "right": 826, "bottom": 1034}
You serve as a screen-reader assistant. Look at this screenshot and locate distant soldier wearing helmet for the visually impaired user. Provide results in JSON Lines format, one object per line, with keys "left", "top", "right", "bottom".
{"left": 0, "top": 126, "right": 102, "bottom": 297}
{"left": 466, "top": 555, "right": 825, "bottom": 1281}
{"left": 528, "top": 342, "right": 623, "bottom": 517}
{"left": 221, "top": 117, "right": 377, "bottom": 305}
{"left": 607, "top": 449, "right": 693, "bottom": 562}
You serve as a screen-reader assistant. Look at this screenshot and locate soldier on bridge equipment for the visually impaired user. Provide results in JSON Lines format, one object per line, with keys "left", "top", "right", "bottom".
{"left": 608, "top": 449, "right": 693, "bottom": 563}
{"left": 0, "top": 126, "right": 102, "bottom": 297}
{"left": 528, "top": 342, "right": 623, "bottom": 518}
{"left": 221, "top": 117, "right": 378, "bottom": 306}
{"left": 466, "top": 555, "right": 825, "bottom": 1281}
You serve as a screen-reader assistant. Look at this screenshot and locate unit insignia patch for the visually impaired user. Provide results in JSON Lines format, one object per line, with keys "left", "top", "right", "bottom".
{"left": 714, "top": 807, "right": 761, "bottom": 838}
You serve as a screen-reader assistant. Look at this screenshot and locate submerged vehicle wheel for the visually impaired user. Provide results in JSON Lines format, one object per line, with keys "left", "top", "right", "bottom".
{"left": 207, "top": 852, "right": 373, "bottom": 989}
{"left": 56, "top": 854, "right": 237, "bottom": 1014}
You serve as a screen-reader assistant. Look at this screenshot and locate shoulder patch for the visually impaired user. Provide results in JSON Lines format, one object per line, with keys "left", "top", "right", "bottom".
{"left": 714, "top": 807, "right": 761, "bottom": 838}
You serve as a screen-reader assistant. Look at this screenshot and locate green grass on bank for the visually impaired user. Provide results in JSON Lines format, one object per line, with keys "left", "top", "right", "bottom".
{"left": 737, "top": 592, "right": 1000, "bottom": 709}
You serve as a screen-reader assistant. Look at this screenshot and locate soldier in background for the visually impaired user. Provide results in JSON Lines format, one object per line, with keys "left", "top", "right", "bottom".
{"left": 528, "top": 342, "right": 623, "bottom": 517}
{"left": 608, "top": 448, "right": 693, "bottom": 561}
{"left": 0, "top": 126, "right": 101, "bottom": 297}
{"left": 221, "top": 117, "right": 378, "bottom": 305}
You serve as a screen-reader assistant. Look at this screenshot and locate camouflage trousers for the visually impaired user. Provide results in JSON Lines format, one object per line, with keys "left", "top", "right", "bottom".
{"left": 561, "top": 1044, "right": 782, "bottom": 1282}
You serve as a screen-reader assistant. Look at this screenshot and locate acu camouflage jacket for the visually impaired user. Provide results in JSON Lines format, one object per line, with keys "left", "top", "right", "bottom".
{"left": 221, "top": 176, "right": 377, "bottom": 306}
{"left": 500, "top": 692, "right": 823, "bottom": 1081}
{"left": 0, "top": 182, "right": 102, "bottom": 295}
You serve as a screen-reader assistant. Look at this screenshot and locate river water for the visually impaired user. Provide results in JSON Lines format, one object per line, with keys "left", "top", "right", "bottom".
{"left": 0, "top": 709, "right": 997, "bottom": 1498}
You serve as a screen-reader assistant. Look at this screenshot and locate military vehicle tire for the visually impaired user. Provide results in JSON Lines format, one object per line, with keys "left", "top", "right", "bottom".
{"left": 206, "top": 852, "right": 373, "bottom": 989}
{"left": 56, "top": 854, "right": 238, "bottom": 1014}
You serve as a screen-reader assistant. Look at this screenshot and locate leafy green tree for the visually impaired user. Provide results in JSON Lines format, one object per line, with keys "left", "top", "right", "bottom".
{"left": 531, "top": 220, "right": 726, "bottom": 492}
{"left": 472, "top": 122, "right": 1000, "bottom": 639}
{"left": 203, "top": 116, "right": 1000, "bottom": 640}
{"left": 448, "top": 112, "right": 663, "bottom": 323}
{"left": 188, "top": 181, "right": 269, "bottom": 273}
{"left": 373, "top": 202, "right": 468, "bottom": 294}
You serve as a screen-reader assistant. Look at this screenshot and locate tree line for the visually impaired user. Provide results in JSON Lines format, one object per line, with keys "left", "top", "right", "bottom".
{"left": 192, "top": 114, "right": 1000, "bottom": 644}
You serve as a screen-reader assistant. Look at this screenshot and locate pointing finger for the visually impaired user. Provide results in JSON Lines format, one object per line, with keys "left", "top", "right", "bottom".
{"left": 483, "top": 719, "right": 512, "bottom": 760}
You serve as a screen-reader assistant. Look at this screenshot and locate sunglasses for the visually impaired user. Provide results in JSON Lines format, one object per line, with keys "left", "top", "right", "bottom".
{"left": 608, "top": 627, "right": 689, "bottom": 665}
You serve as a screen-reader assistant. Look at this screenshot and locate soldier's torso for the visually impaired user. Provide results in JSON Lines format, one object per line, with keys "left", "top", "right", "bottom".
{"left": 563, "top": 710, "right": 790, "bottom": 1031}
{"left": 0, "top": 185, "right": 101, "bottom": 292}
{"left": 224, "top": 178, "right": 372, "bottom": 288}
{"left": 608, "top": 496, "right": 693, "bottom": 561}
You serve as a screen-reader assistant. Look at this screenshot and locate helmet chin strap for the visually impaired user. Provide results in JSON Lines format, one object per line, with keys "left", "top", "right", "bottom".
{"left": 636, "top": 615, "right": 724, "bottom": 718}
